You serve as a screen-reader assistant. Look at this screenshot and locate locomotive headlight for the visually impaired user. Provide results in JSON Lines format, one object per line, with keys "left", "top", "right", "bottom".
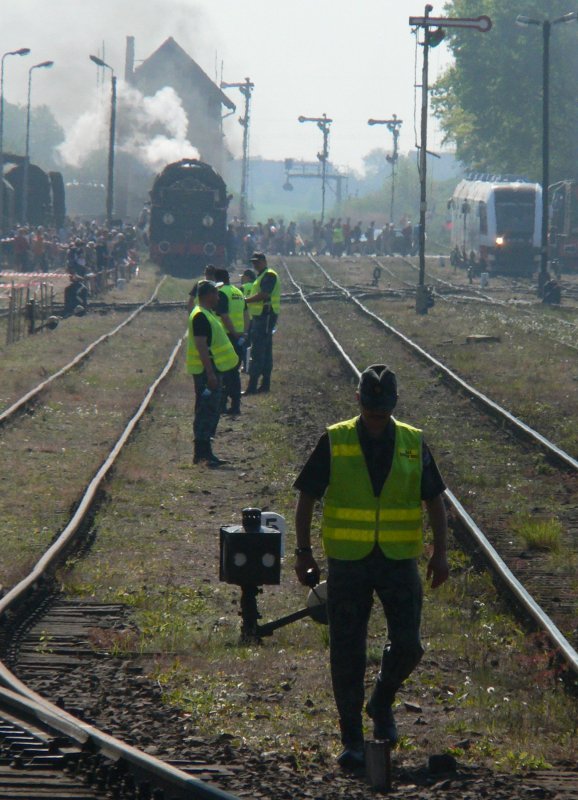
{"left": 495, "top": 236, "right": 504, "bottom": 246}
{"left": 202, "top": 214, "right": 214, "bottom": 228}
{"left": 162, "top": 212, "right": 175, "bottom": 225}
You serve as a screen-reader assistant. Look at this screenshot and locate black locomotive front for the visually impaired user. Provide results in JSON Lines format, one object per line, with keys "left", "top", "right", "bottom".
{"left": 149, "top": 159, "right": 229, "bottom": 278}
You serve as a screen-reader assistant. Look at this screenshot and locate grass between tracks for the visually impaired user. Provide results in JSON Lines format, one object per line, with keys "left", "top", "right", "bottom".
{"left": 344, "top": 259, "right": 578, "bottom": 457}
{"left": 59, "top": 274, "right": 578, "bottom": 775}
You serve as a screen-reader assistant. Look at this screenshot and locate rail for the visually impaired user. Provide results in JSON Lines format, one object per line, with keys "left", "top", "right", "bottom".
{"left": 0, "top": 326, "right": 240, "bottom": 800}
{"left": 282, "top": 257, "right": 578, "bottom": 676}
{"left": 0, "top": 276, "right": 167, "bottom": 426}
{"left": 308, "top": 254, "right": 578, "bottom": 472}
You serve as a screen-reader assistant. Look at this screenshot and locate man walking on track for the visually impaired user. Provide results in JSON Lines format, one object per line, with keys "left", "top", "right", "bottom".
{"left": 294, "top": 364, "right": 449, "bottom": 769}
{"left": 243, "top": 252, "right": 280, "bottom": 395}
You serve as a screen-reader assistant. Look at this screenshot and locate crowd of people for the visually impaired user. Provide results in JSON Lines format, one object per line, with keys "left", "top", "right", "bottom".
{"left": 2, "top": 220, "right": 139, "bottom": 274}
{"left": 225, "top": 217, "right": 419, "bottom": 264}
{"left": 1, "top": 221, "right": 140, "bottom": 316}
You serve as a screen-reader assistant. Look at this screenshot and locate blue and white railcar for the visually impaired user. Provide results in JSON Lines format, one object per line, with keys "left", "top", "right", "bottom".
{"left": 449, "top": 175, "right": 542, "bottom": 276}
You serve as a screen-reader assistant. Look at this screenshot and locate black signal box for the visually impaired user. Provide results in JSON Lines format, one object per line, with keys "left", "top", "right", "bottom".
{"left": 220, "top": 510, "right": 282, "bottom": 586}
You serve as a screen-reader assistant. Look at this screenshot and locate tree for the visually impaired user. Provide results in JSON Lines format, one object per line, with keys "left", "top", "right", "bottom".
{"left": 432, "top": 0, "right": 578, "bottom": 181}
{"left": 2, "top": 100, "right": 64, "bottom": 170}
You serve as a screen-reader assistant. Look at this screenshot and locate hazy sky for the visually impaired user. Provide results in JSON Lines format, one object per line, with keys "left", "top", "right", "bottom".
{"left": 1, "top": 0, "right": 453, "bottom": 174}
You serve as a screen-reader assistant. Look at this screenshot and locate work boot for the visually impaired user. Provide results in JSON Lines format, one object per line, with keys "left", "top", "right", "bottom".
{"left": 337, "top": 718, "right": 365, "bottom": 770}
{"left": 206, "top": 444, "right": 229, "bottom": 467}
{"left": 193, "top": 441, "right": 209, "bottom": 464}
{"left": 257, "top": 375, "right": 271, "bottom": 393}
{"left": 366, "top": 697, "right": 398, "bottom": 745}
{"left": 242, "top": 377, "right": 258, "bottom": 396}
{"left": 337, "top": 744, "right": 365, "bottom": 770}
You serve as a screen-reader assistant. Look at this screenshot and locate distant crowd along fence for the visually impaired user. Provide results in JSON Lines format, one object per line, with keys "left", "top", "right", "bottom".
{"left": 2, "top": 259, "right": 135, "bottom": 346}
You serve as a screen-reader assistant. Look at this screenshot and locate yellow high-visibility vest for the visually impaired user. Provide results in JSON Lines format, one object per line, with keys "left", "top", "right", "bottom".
{"left": 219, "top": 284, "right": 246, "bottom": 333}
{"left": 186, "top": 306, "right": 239, "bottom": 374}
{"left": 321, "top": 416, "right": 423, "bottom": 560}
{"left": 249, "top": 268, "right": 280, "bottom": 315}
{"left": 242, "top": 281, "right": 258, "bottom": 318}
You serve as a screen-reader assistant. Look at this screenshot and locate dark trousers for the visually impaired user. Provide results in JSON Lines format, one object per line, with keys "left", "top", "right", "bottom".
{"left": 222, "top": 337, "right": 243, "bottom": 411}
{"left": 193, "top": 371, "right": 222, "bottom": 443}
{"left": 249, "top": 312, "right": 277, "bottom": 382}
{"left": 327, "top": 547, "right": 424, "bottom": 744}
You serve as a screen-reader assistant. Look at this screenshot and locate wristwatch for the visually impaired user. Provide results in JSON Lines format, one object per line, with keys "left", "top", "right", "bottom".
{"left": 294, "top": 546, "right": 312, "bottom": 556}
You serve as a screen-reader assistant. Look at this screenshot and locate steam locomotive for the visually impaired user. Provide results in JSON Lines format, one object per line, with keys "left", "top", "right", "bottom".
{"left": 448, "top": 174, "right": 542, "bottom": 277}
{"left": 148, "top": 159, "right": 230, "bottom": 277}
{"left": 1, "top": 155, "right": 66, "bottom": 230}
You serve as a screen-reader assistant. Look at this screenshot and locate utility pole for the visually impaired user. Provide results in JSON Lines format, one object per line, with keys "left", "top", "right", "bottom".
{"left": 516, "top": 11, "right": 578, "bottom": 291}
{"left": 409, "top": 6, "right": 491, "bottom": 314}
{"left": 368, "top": 114, "right": 403, "bottom": 224}
{"left": 221, "top": 77, "right": 254, "bottom": 224}
{"left": 298, "top": 114, "right": 332, "bottom": 225}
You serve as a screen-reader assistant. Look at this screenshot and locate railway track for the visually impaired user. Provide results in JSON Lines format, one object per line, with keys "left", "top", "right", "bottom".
{"left": 282, "top": 256, "right": 578, "bottom": 676}
{"left": 0, "top": 276, "right": 167, "bottom": 427}
{"left": 1, "top": 261, "right": 576, "bottom": 797}
{"left": 358, "top": 254, "right": 578, "bottom": 356}
{"left": 0, "top": 323, "right": 241, "bottom": 799}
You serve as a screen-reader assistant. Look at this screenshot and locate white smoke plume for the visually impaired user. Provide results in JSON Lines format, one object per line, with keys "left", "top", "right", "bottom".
{"left": 58, "top": 82, "right": 199, "bottom": 171}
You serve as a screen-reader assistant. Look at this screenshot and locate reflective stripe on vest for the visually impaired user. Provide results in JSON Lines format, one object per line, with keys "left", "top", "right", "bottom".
{"left": 186, "top": 306, "right": 239, "bottom": 374}
{"left": 242, "top": 281, "right": 258, "bottom": 318}
{"left": 250, "top": 268, "right": 280, "bottom": 315}
{"left": 321, "top": 416, "right": 423, "bottom": 560}
{"left": 219, "top": 284, "right": 246, "bottom": 333}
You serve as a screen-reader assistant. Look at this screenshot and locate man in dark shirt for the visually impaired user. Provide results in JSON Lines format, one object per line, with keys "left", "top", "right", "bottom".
{"left": 294, "top": 365, "right": 448, "bottom": 770}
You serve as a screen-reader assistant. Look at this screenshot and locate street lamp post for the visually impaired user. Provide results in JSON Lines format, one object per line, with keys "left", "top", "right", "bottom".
{"left": 516, "top": 11, "right": 578, "bottom": 289}
{"left": 90, "top": 55, "right": 117, "bottom": 228}
{"left": 368, "top": 115, "right": 403, "bottom": 224}
{"left": 298, "top": 113, "right": 332, "bottom": 225}
{"left": 0, "top": 47, "right": 30, "bottom": 232}
{"left": 23, "top": 60, "right": 53, "bottom": 225}
{"left": 221, "top": 77, "right": 254, "bottom": 225}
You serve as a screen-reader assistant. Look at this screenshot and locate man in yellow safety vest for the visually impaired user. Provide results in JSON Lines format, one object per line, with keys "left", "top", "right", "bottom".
{"left": 243, "top": 252, "right": 280, "bottom": 394}
{"left": 214, "top": 267, "right": 249, "bottom": 416}
{"left": 294, "top": 365, "right": 449, "bottom": 769}
{"left": 186, "top": 280, "right": 238, "bottom": 467}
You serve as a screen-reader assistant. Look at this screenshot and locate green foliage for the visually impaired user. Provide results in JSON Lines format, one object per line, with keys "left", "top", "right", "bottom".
{"left": 433, "top": 0, "right": 578, "bottom": 180}
{"left": 2, "top": 101, "right": 64, "bottom": 169}
{"left": 512, "top": 515, "right": 563, "bottom": 552}
{"left": 497, "top": 751, "right": 552, "bottom": 771}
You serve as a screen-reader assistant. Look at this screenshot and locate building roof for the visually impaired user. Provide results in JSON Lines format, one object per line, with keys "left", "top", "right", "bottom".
{"left": 133, "top": 37, "right": 235, "bottom": 110}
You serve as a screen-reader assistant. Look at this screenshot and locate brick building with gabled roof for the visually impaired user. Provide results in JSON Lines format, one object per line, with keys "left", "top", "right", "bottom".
{"left": 125, "top": 36, "right": 235, "bottom": 173}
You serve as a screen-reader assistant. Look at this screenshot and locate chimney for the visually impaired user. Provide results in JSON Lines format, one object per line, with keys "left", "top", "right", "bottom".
{"left": 125, "top": 35, "right": 135, "bottom": 83}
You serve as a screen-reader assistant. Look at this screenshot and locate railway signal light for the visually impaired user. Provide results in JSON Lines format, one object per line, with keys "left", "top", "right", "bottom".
{"left": 221, "top": 78, "right": 254, "bottom": 224}
{"left": 298, "top": 113, "right": 332, "bottom": 224}
{"left": 367, "top": 115, "right": 403, "bottom": 223}
{"left": 409, "top": 4, "right": 492, "bottom": 314}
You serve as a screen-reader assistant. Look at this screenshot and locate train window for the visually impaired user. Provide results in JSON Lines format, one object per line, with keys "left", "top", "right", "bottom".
{"left": 494, "top": 190, "right": 535, "bottom": 235}
{"left": 479, "top": 203, "right": 488, "bottom": 235}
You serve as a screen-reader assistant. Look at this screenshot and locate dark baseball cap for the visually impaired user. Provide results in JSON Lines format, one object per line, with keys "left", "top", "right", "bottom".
{"left": 249, "top": 251, "right": 266, "bottom": 262}
{"left": 241, "top": 268, "right": 256, "bottom": 280}
{"left": 358, "top": 364, "right": 398, "bottom": 411}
